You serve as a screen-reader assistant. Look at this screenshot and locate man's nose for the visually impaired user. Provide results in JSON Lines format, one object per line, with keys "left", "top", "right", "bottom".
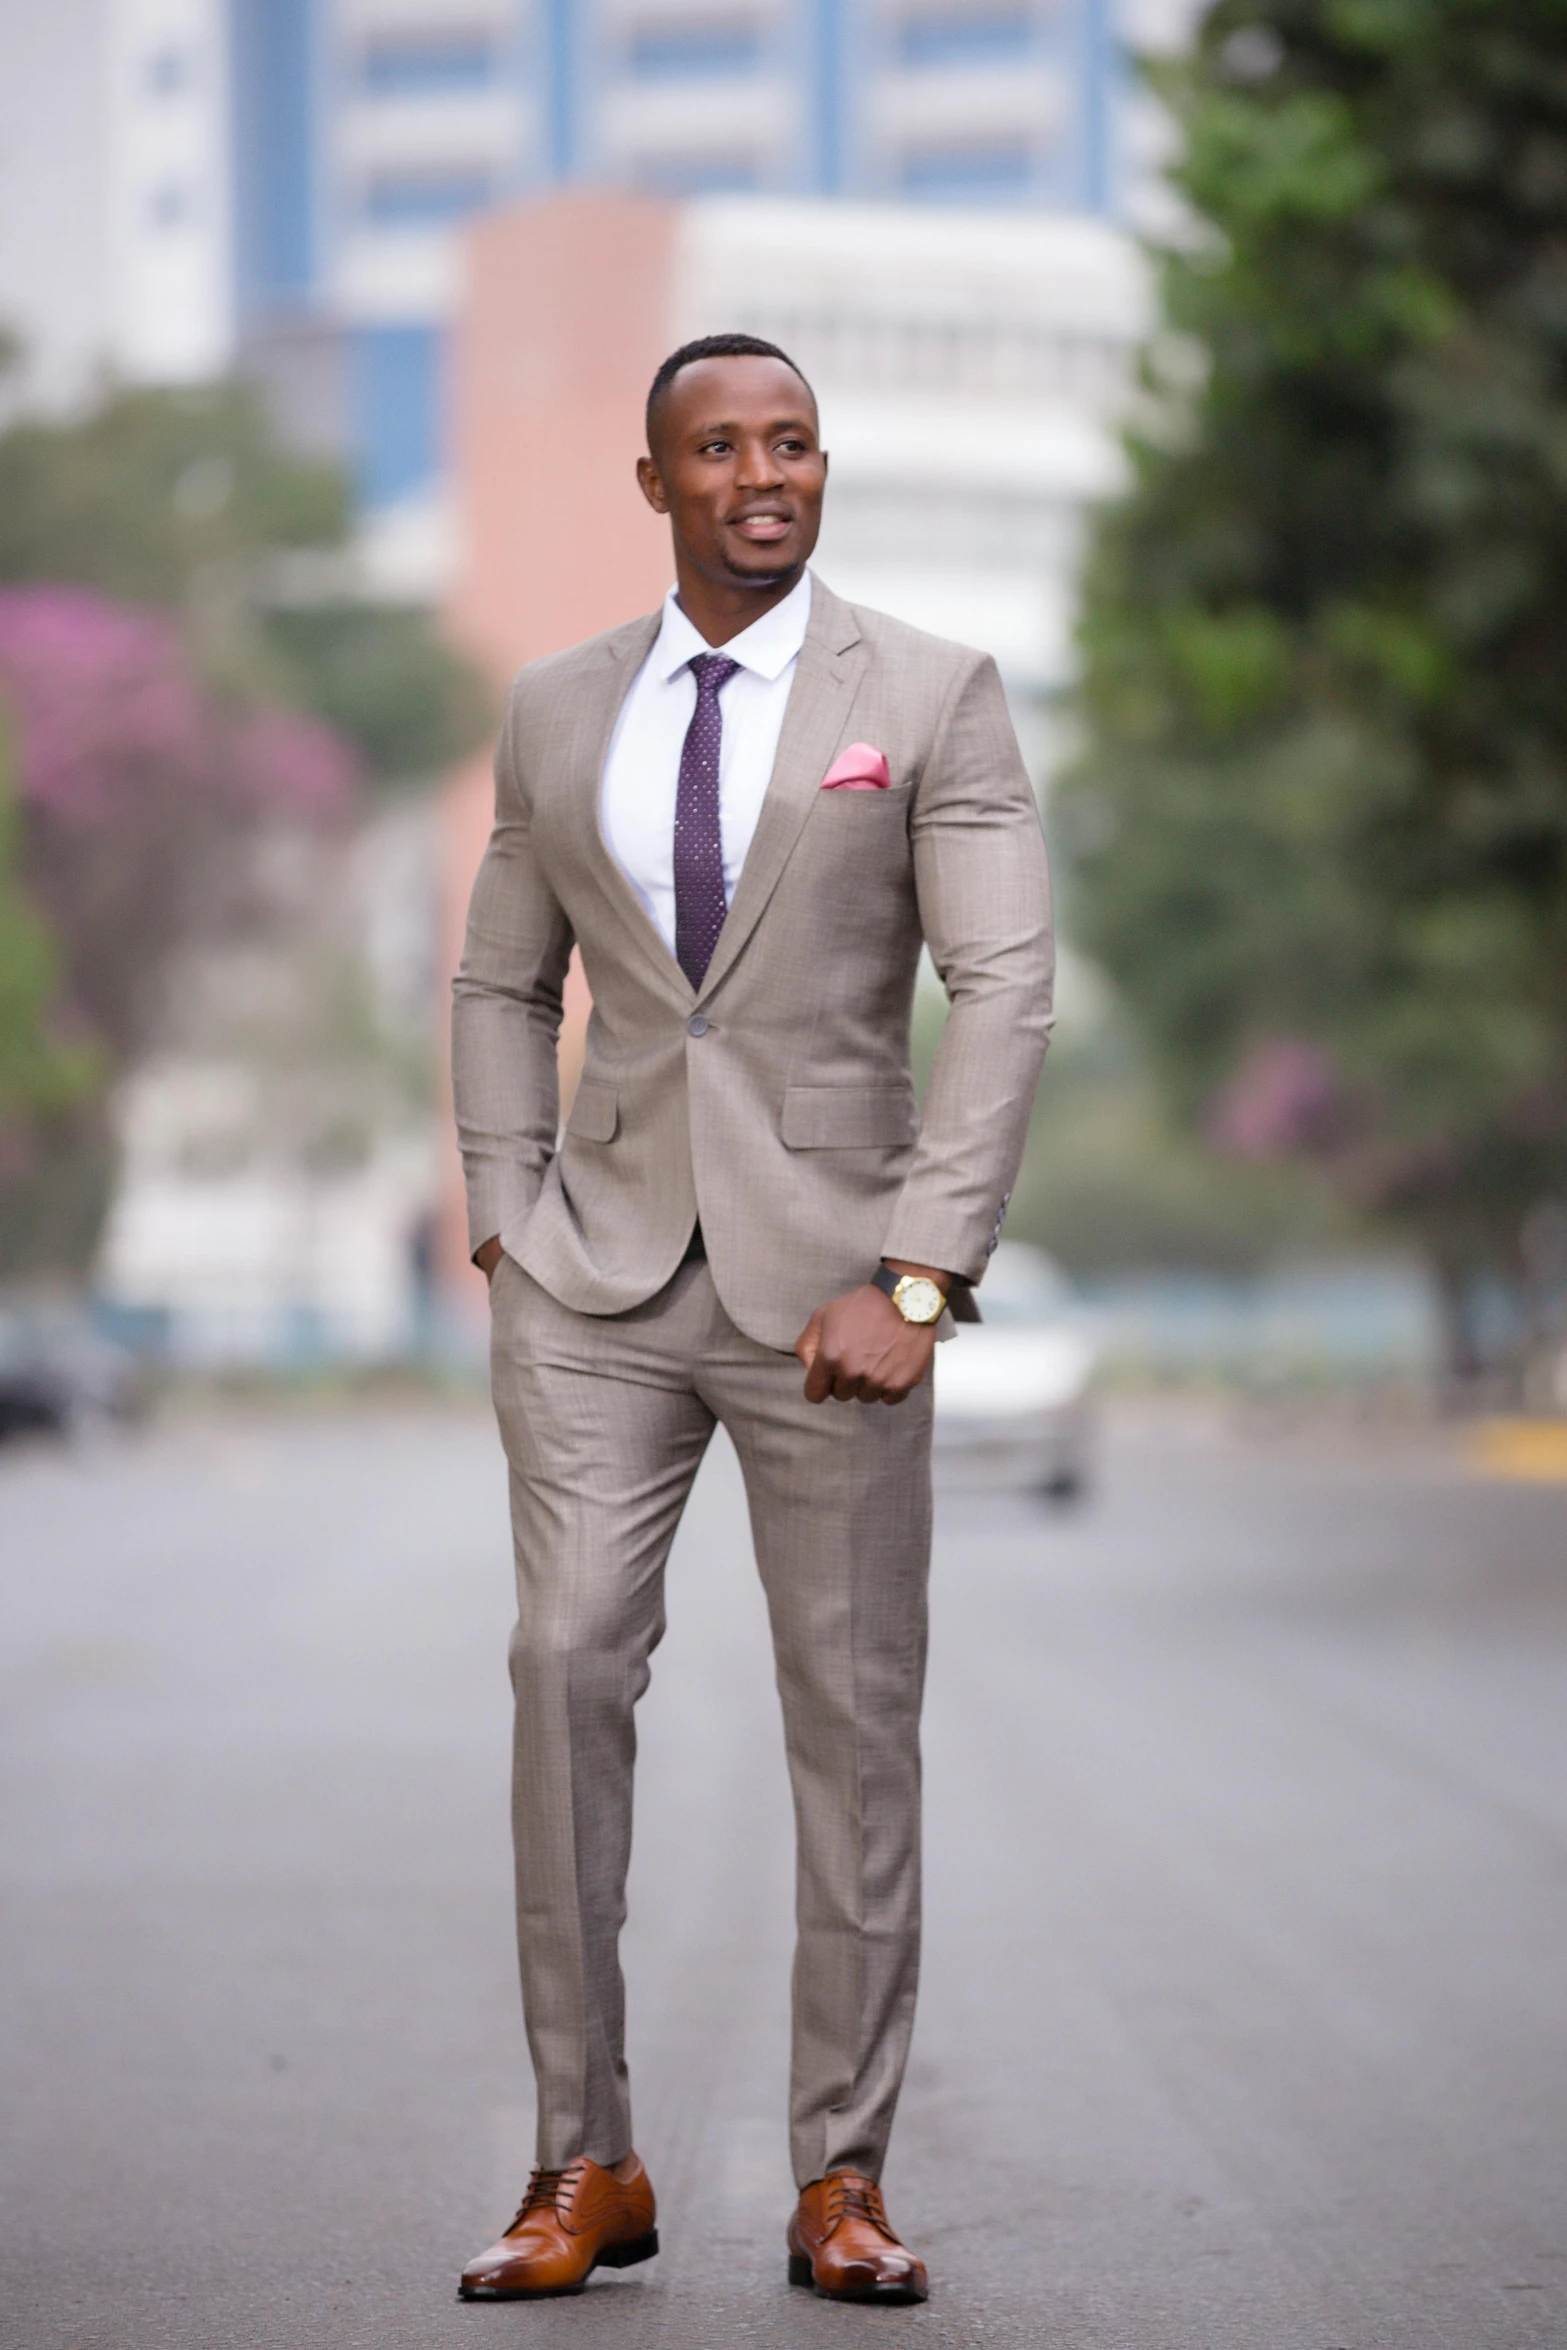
{"left": 734, "top": 436, "right": 785, "bottom": 489}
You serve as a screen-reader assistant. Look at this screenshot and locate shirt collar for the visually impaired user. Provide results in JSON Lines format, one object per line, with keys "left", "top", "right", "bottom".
{"left": 650, "top": 570, "right": 813, "bottom": 685}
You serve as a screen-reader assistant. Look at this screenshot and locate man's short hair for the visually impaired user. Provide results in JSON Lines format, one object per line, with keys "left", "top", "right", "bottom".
{"left": 645, "top": 332, "right": 815, "bottom": 450}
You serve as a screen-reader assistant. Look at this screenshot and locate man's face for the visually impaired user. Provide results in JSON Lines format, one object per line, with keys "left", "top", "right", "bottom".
{"left": 638, "top": 356, "right": 827, "bottom": 591}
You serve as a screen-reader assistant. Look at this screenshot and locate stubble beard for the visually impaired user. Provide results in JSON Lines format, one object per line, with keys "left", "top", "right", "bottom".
{"left": 717, "top": 536, "right": 811, "bottom": 592}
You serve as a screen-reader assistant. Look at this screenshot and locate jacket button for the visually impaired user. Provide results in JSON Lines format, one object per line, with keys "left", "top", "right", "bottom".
{"left": 687, "top": 1014, "right": 709, "bottom": 1037}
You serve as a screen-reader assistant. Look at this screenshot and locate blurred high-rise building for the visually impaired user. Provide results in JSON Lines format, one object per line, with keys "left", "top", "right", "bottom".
{"left": 231, "top": 0, "right": 1185, "bottom": 577}
{"left": 0, "top": 1, "right": 1190, "bottom": 567}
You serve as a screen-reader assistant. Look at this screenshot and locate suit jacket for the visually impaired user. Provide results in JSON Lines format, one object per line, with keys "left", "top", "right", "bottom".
{"left": 452, "top": 574, "right": 1054, "bottom": 1353}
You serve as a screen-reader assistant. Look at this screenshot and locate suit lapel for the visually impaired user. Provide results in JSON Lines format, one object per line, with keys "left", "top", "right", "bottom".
{"left": 696, "top": 577, "right": 866, "bottom": 1003}
{"left": 564, "top": 612, "right": 694, "bottom": 1003}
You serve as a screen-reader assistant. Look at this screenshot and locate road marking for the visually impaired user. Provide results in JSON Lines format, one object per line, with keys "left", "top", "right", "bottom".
{"left": 1472, "top": 1419, "right": 1567, "bottom": 1483}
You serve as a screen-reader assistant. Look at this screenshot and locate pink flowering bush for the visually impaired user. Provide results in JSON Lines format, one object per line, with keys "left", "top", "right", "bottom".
{"left": 0, "top": 592, "right": 210, "bottom": 822}
{"left": 229, "top": 704, "right": 359, "bottom": 824}
{"left": 0, "top": 587, "right": 357, "bottom": 823}
{"left": 0, "top": 587, "right": 358, "bottom": 1055}
{"left": 1207, "top": 1039, "right": 1342, "bottom": 1164}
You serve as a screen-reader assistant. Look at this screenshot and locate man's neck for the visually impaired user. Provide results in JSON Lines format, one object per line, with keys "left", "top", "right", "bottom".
{"left": 672, "top": 563, "right": 804, "bottom": 648}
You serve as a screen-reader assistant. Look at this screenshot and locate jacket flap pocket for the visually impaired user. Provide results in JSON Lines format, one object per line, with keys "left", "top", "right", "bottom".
{"left": 567, "top": 1078, "right": 618, "bottom": 1143}
{"left": 781, "top": 1085, "right": 915, "bottom": 1150}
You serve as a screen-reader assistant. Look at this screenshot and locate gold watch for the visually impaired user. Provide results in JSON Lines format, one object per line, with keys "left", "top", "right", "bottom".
{"left": 872, "top": 1264, "right": 946, "bottom": 1325}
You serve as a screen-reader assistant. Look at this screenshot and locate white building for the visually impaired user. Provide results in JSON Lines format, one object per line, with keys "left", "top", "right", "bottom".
{"left": 106, "top": 0, "right": 233, "bottom": 382}
{"left": 0, "top": 0, "right": 230, "bottom": 408}
{"left": 673, "top": 195, "right": 1150, "bottom": 704}
{"left": 98, "top": 1057, "right": 438, "bottom": 1364}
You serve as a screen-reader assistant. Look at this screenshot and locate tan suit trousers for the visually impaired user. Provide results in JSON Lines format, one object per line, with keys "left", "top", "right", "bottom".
{"left": 489, "top": 1248, "right": 933, "bottom": 2190}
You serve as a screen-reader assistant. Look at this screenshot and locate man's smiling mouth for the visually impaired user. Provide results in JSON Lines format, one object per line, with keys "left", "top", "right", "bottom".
{"left": 732, "top": 511, "right": 793, "bottom": 541}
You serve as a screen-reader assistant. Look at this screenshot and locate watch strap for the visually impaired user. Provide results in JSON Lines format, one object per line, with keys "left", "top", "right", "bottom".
{"left": 871, "top": 1264, "right": 902, "bottom": 1302}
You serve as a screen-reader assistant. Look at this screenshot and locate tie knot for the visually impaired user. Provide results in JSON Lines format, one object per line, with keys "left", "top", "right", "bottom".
{"left": 690, "top": 653, "right": 739, "bottom": 697}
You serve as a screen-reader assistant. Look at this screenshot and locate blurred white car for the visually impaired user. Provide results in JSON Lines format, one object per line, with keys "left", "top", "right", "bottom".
{"left": 933, "top": 1243, "right": 1095, "bottom": 1498}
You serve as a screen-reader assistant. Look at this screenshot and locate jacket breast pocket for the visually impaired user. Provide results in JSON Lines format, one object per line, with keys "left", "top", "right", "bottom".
{"left": 780, "top": 1086, "right": 916, "bottom": 1150}
{"left": 815, "top": 781, "right": 914, "bottom": 816}
{"left": 566, "top": 1078, "right": 618, "bottom": 1143}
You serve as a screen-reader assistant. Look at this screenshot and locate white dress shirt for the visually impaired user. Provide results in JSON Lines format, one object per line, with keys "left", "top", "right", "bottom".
{"left": 600, "top": 571, "right": 811, "bottom": 958}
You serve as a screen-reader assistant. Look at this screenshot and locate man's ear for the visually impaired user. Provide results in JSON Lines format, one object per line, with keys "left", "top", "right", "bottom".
{"left": 636, "top": 454, "right": 669, "bottom": 514}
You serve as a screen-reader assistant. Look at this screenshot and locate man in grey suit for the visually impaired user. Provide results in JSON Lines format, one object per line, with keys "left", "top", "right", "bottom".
{"left": 453, "top": 333, "right": 1053, "bottom": 2304}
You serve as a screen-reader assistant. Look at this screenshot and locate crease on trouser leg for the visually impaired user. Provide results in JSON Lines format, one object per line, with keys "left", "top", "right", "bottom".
{"left": 718, "top": 1352, "right": 933, "bottom": 2190}
{"left": 786, "top": 1629, "right": 926, "bottom": 2186}
{"left": 493, "top": 1264, "right": 713, "bottom": 2174}
{"left": 508, "top": 1527, "right": 678, "bottom": 2170}
{"left": 509, "top": 1624, "right": 593, "bottom": 2164}
{"left": 569, "top": 1640, "right": 653, "bottom": 2162}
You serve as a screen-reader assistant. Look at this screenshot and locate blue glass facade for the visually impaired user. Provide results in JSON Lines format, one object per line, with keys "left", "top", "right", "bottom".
{"left": 898, "top": 12, "right": 1037, "bottom": 68}
{"left": 542, "top": 0, "right": 579, "bottom": 182}
{"left": 350, "top": 324, "right": 442, "bottom": 507}
{"left": 900, "top": 143, "right": 1036, "bottom": 198}
{"left": 627, "top": 26, "right": 765, "bottom": 78}
{"left": 362, "top": 172, "right": 497, "bottom": 227}
{"left": 811, "top": 0, "right": 848, "bottom": 194}
{"left": 230, "top": 0, "right": 319, "bottom": 315}
{"left": 359, "top": 33, "right": 501, "bottom": 94}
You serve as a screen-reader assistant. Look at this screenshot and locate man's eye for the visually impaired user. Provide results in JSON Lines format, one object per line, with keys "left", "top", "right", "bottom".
{"left": 701, "top": 440, "right": 732, "bottom": 456}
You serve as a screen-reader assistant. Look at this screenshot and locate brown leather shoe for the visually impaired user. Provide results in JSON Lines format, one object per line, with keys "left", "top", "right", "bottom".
{"left": 787, "top": 2169, "right": 928, "bottom": 2303}
{"left": 458, "top": 2153, "right": 658, "bottom": 2299}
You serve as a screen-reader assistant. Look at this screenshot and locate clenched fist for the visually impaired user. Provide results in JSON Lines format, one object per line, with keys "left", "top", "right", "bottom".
{"left": 795, "top": 1263, "right": 950, "bottom": 1405}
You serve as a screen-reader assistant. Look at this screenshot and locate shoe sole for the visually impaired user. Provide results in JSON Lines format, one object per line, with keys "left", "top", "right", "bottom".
{"left": 787, "top": 2253, "right": 928, "bottom": 2303}
{"left": 457, "top": 2228, "right": 659, "bottom": 2299}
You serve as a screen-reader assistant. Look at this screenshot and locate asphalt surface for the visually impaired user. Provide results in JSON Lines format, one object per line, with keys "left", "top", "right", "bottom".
{"left": 2, "top": 1396, "right": 1566, "bottom": 2350}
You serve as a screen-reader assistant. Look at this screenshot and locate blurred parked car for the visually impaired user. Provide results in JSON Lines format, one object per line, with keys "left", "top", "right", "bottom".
{"left": 0, "top": 1301, "right": 148, "bottom": 1443}
{"left": 933, "top": 1243, "right": 1095, "bottom": 1499}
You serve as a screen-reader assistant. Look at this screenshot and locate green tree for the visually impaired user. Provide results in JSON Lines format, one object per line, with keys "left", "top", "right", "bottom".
{"left": 1060, "top": 0, "right": 1567, "bottom": 1382}
{"left": 0, "top": 712, "right": 94, "bottom": 1125}
{"left": 0, "top": 378, "right": 348, "bottom": 605}
{"left": 0, "top": 707, "right": 102, "bottom": 1276}
{"left": 0, "top": 374, "right": 489, "bottom": 785}
{"left": 264, "top": 602, "right": 490, "bottom": 786}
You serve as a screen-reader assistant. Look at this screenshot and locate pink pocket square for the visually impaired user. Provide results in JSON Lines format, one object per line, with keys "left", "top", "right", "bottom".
{"left": 820, "top": 742, "right": 891, "bottom": 792}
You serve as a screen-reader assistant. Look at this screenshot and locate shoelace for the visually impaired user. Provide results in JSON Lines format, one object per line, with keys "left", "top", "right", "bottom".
{"left": 507, "top": 2160, "right": 583, "bottom": 2231}
{"left": 824, "top": 2175, "right": 896, "bottom": 2239}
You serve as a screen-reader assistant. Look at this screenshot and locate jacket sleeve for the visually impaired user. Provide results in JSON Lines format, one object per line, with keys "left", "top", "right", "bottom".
{"left": 450, "top": 680, "right": 576, "bottom": 1257}
{"left": 879, "top": 651, "right": 1054, "bottom": 1284}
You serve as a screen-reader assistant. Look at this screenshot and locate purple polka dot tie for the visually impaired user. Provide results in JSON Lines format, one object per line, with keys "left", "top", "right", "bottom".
{"left": 673, "top": 652, "right": 738, "bottom": 989}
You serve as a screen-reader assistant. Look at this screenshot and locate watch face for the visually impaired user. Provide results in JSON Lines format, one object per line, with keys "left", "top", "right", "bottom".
{"left": 896, "top": 1277, "right": 945, "bottom": 1325}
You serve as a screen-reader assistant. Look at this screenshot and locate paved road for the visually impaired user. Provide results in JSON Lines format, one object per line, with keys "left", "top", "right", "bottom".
{"left": 2, "top": 1398, "right": 1566, "bottom": 2349}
